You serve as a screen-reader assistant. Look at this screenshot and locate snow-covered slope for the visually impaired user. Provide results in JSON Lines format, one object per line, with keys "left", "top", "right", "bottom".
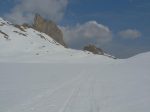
{"left": 0, "top": 17, "right": 150, "bottom": 112}
{"left": 0, "top": 17, "right": 104, "bottom": 63}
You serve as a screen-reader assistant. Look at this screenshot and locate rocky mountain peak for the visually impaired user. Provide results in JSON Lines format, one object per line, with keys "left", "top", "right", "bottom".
{"left": 83, "top": 44, "right": 104, "bottom": 55}
{"left": 33, "top": 14, "right": 67, "bottom": 47}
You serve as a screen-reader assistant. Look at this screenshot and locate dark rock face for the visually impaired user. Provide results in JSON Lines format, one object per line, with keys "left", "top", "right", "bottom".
{"left": 33, "top": 14, "right": 67, "bottom": 47}
{"left": 83, "top": 44, "right": 104, "bottom": 55}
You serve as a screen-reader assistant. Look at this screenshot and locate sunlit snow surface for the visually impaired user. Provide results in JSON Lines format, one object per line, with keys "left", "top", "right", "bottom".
{"left": 0, "top": 18, "right": 150, "bottom": 112}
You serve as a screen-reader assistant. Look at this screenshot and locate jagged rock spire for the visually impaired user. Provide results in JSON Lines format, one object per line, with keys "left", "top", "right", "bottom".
{"left": 33, "top": 14, "right": 67, "bottom": 47}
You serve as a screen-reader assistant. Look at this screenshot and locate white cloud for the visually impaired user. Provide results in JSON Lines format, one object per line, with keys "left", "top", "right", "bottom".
{"left": 118, "top": 29, "right": 141, "bottom": 39}
{"left": 5, "top": 0, "right": 68, "bottom": 24}
{"left": 61, "top": 21, "right": 112, "bottom": 48}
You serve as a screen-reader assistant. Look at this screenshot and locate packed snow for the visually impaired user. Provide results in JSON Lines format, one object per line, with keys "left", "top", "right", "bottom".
{"left": 0, "top": 17, "right": 150, "bottom": 112}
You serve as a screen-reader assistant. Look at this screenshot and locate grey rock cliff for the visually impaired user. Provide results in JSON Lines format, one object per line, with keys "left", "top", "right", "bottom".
{"left": 33, "top": 14, "right": 67, "bottom": 47}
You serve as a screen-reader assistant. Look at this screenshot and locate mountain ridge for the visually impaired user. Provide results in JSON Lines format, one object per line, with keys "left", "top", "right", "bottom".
{"left": 1, "top": 17, "right": 113, "bottom": 63}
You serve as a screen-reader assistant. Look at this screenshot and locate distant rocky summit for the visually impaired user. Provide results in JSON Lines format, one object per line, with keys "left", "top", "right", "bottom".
{"left": 83, "top": 44, "right": 104, "bottom": 55}
{"left": 33, "top": 14, "right": 67, "bottom": 47}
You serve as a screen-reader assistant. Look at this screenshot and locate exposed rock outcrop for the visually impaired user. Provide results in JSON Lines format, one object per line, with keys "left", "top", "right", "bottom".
{"left": 0, "top": 30, "right": 9, "bottom": 39}
{"left": 83, "top": 44, "right": 104, "bottom": 55}
{"left": 33, "top": 14, "right": 67, "bottom": 47}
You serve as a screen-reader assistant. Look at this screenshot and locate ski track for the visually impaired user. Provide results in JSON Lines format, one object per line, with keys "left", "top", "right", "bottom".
{"left": 58, "top": 70, "right": 100, "bottom": 112}
{"left": 7, "top": 69, "right": 102, "bottom": 112}
{"left": 58, "top": 72, "right": 85, "bottom": 112}
{"left": 8, "top": 70, "right": 97, "bottom": 112}
{"left": 89, "top": 73, "right": 100, "bottom": 112}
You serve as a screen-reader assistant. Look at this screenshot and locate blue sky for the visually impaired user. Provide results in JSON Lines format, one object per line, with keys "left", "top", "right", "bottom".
{"left": 0, "top": 0, "right": 150, "bottom": 58}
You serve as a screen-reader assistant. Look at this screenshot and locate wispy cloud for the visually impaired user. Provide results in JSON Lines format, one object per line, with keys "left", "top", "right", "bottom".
{"left": 4, "top": 0, "right": 68, "bottom": 24}
{"left": 118, "top": 29, "right": 141, "bottom": 39}
{"left": 61, "top": 21, "right": 112, "bottom": 48}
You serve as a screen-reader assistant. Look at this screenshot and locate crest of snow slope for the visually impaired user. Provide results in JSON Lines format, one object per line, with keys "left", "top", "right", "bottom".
{"left": 0, "top": 17, "right": 111, "bottom": 63}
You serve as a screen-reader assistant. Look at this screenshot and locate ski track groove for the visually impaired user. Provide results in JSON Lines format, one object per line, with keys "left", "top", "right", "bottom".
{"left": 58, "top": 74, "right": 83, "bottom": 112}
{"left": 7, "top": 70, "right": 102, "bottom": 112}
{"left": 59, "top": 70, "right": 98, "bottom": 112}
{"left": 8, "top": 70, "right": 86, "bottom": 112}
{"left": 89, "top": 73, "right": 100, "bottom": 112}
